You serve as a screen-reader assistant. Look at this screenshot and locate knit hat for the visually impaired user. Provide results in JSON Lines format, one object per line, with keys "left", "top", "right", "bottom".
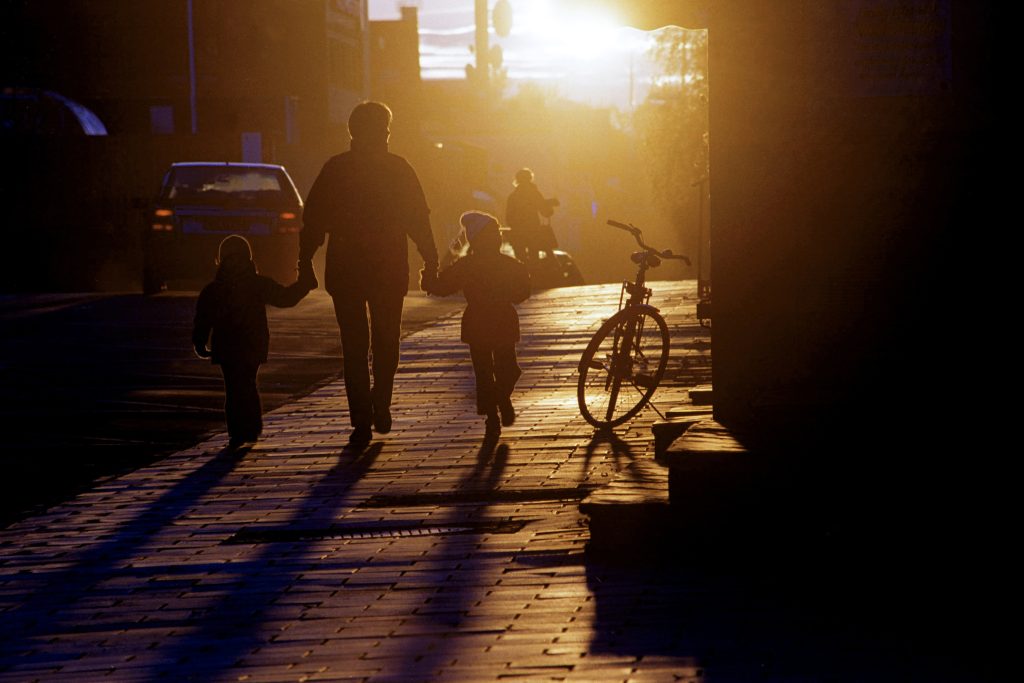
{"left": 218, "top": 234, "right": 253, "bottom": 263}
{"left": 460, "top": 211, "right": 505, "bottom": 245}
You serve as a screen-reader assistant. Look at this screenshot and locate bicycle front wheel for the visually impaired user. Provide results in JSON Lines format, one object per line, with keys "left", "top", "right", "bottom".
{"left": 577, "top": 306, "right": 670, "bottom": 428}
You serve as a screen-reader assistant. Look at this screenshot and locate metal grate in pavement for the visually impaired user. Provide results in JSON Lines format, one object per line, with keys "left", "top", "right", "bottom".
{"left": 359, "top": 486, "right": 598, "bottom": 508}
{"left": 225, "top": 520, "right": 527, "bottom": 544}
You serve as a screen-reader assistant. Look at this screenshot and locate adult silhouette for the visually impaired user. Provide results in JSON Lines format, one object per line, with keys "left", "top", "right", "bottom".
{"left": 505, "top": 167, "right": 557, "bottom": 265}
{"left": 298, "top": 101, "right": 439, "bottom": 446}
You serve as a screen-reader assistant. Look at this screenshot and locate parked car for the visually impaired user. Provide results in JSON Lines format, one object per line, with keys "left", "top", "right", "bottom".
{"left": 525, "top": 248, "right": 585, "bottom": 289}
{"left": 444, "top": 232, "right": 584, "bottom": 290}
{"left": 142, "top": 162, "right": 303, "bottom": 294}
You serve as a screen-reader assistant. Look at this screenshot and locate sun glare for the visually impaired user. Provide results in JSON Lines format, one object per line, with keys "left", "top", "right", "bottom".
{"left": 514, "top": 0, "right": 622, "bottom": 62}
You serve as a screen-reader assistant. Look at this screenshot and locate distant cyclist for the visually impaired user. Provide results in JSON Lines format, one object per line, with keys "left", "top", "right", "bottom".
{"left": 505, "top": 168, "right": 558, "bottom": 265}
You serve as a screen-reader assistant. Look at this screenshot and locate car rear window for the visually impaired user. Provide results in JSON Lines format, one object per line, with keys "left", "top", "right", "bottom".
{"left": 164, "top": 166, "right": 294, "bottom": 204}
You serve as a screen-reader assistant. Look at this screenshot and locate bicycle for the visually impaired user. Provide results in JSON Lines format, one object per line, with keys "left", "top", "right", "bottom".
{"left": 577, "top": 220, "right": 691, "bottom": 428}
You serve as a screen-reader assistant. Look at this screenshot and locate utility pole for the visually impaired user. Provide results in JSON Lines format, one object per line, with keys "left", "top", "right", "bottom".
{"left": 186, "top": 0, "right": 197, "bottom": 134}
{"left": 474, "top": 0, "right": 488, "bottom": 87}
{"left": 469, "top": 1, "right": 510, "bottom": 95}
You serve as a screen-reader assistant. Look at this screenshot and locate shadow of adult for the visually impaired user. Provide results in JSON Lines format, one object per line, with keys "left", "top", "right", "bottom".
{"left": 152, "top": 443, "right": 383, "bottom": 678}
{"left": 352, "top": 438, "right": 512, "bottom": 679}
{"left": 471, "top": 438, "right": 510, "bottom": 492}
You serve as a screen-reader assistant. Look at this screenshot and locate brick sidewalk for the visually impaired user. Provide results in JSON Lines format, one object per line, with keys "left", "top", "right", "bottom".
{"left": 1, "top": 281, "right": 954, "bottom": 682}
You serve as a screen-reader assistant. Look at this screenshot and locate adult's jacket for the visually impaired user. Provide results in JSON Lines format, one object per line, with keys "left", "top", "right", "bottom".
{"left": 428, "top": 250, "right": 531, "bottom": 347}
{"left": 299, "top": 139, "right": 439, "bottom": 297}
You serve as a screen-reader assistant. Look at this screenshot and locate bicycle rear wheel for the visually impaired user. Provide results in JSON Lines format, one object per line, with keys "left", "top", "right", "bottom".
{"left": 577, "top": 306, "right": 670, "bottom": 428}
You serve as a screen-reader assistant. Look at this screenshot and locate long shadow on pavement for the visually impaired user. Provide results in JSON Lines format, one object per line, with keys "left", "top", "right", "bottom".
{"left": 150, "top": 442, "right": 383, "bottom": 678}
{"left": 581, "top": 427, "right": 635, "bottom": 474}
{"left": 0, "top": 444, "right": 248, "bottom": 668}
{"left": 353, "top": 435, "right": 511, "bottom": 679}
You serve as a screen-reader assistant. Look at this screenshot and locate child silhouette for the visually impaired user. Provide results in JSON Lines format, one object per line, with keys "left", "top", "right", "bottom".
{"left": 421, "top": 211, "right": 531, "bottom": 436}
{"left": 192, "top": 235, "right": 314, "bottom": 449}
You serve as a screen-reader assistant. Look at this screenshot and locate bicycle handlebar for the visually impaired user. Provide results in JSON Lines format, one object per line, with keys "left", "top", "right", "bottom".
{"left": 607, "top": 219, "right": 638, "bottom": 235}
{"left": 606, "top": 219, "right": 692, "bottom": 266}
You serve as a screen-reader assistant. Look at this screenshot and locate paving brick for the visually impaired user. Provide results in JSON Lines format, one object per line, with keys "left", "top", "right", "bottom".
{"left": 6, "top": 282, "right": 916, "bottom": 682}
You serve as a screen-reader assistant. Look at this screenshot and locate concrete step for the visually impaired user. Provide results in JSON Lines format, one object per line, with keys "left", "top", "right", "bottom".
{"left": 579, "top": 458, "right": 673, "bottom": 559}
{"left": 651, "top": 406, "right": 713, "bottom": 461}
{"left": 689, "top": 384, "right": 714, "bottom": 405}
{"left": 583, "top": 408, "right": 715, "bottom": 559}
{"left": 583, "top": 419, "right": 764, "bottom": 559}
{"left": 660, "top": 419, "right": 782, "bottom": 544}
{"left": 665, "top": 405, "right": 715, "bottom": 419}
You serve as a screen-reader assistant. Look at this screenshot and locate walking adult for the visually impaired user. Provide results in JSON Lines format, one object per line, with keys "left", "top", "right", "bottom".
{"left": 505, "top": 168, "right": 558, "bottom": 265}
{"left": 297, "top": 101, "right": 439, "bottom": 446}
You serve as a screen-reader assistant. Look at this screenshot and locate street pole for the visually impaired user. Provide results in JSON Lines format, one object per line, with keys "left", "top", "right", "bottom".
{"left": 693, "top": 174, "right": 711, "bottom": 326}
{"left": 475, "top": 0, "right": 488, "bottom": 87}
{"left": 187, "top": 0, "right": 197, "bottom": 134}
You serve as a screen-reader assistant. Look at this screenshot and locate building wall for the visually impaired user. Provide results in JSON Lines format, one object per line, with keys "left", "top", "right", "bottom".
{"left": 369, "top": 5, "right": 423, "bottom": 130}
{"left": 1, "top": 0, "right": 372, "bottom": 291}
{"left": 586, "top": 0, "right": 997, "bottom": 447}
{"left": 706, "top": 1, "right": 997, "bottom": 445}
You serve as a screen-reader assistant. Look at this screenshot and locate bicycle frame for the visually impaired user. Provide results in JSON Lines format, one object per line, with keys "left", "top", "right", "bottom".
{"left": 601, "top": 268, "right": 655, "bottom": 410}
{"left": 577, "top": 220, "right": 689, "bottom": 428}
{"left": 617, "top": 268, "right": 653, "bottom": 314}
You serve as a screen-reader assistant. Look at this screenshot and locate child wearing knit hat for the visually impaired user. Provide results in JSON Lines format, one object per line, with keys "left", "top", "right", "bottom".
{"left": 421, "top": 211, "right": 531, "bottom": 437}
{"left": 192, "top": 234, "right": 314, "bottom": 449}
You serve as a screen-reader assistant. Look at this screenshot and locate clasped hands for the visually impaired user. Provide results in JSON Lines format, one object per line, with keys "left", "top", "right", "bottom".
{"left": 419, "top": 264, "right": 438, "bottom": 294}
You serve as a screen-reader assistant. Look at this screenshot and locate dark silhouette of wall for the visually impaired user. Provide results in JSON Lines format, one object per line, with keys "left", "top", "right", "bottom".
{"left": 605, "top": 1, "right": 998, "bottom": 446}
{"left": 587, "top": 2, "right": 1006, "bottom": 667}
{"left": 705, "top": 2, "right": 997, "bottom": 445}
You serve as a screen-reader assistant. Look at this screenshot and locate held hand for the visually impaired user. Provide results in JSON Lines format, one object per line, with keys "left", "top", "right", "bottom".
{"left": 194, "top": 344, "right": 212, "bottom": 359}
{"left": 419, "top": 266, "right": 438, "bottom": 294}
{"left": 297, "top": 260, "right": 318, "bottom": 290}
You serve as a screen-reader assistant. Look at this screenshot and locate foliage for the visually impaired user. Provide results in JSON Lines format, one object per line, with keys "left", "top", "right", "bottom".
{"left": 632, "top": 27, "right": 709, "bottom": 242}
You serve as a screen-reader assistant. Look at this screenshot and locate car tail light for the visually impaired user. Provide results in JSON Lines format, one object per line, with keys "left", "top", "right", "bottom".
{"left": 276, "top": 210, "right": 301, "bottom": 234}
{"left": 151, "top": 207, "right": 174, "bottom": 231}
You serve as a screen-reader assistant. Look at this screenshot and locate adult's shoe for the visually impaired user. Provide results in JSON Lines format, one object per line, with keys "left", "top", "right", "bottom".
{"left": 349, "top": 425, "right": 372, "bottom": 447}
{"left": 498, "top": 398, "right": 516, "bottom": 427}
{"left": 373, "top": 404, "right": 392, "bottom": 434}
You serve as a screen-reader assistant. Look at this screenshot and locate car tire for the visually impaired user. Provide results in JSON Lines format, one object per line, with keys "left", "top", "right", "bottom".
{"left": 564, "top": 263, "right": 584, "bottom": 286}
{"left": 142, "top": 267, "right": 165, "bottom": 296}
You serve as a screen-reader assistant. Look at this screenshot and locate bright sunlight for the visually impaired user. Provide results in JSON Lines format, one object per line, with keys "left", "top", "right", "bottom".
{"left": 511, "top": 0, "right": 622, "bottom": 61}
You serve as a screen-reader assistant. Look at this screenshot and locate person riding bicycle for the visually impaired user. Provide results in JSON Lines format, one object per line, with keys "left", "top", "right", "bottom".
{"left": 505, "top": 168, "right": 558, "bottom": 266}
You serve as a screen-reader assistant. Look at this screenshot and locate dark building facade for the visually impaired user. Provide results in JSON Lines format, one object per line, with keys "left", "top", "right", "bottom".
{"left": 3, "top": 1, "right": 368, "bottom": 151}
{"left": 369, "top": 4, "right": 423, "bottom": 131}
{"left": 1, "top": 0, "right": 369, "bottom": 291}
{"left": 592, "top": 0, "right": 1003, "bottom": 663}
{"left": 593, "top": 1, "right": 998, "bottom": 452}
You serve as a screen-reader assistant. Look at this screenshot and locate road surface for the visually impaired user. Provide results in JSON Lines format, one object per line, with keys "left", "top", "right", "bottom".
{"left": 0, "top": 289, "right": 463, "bottom": 527}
